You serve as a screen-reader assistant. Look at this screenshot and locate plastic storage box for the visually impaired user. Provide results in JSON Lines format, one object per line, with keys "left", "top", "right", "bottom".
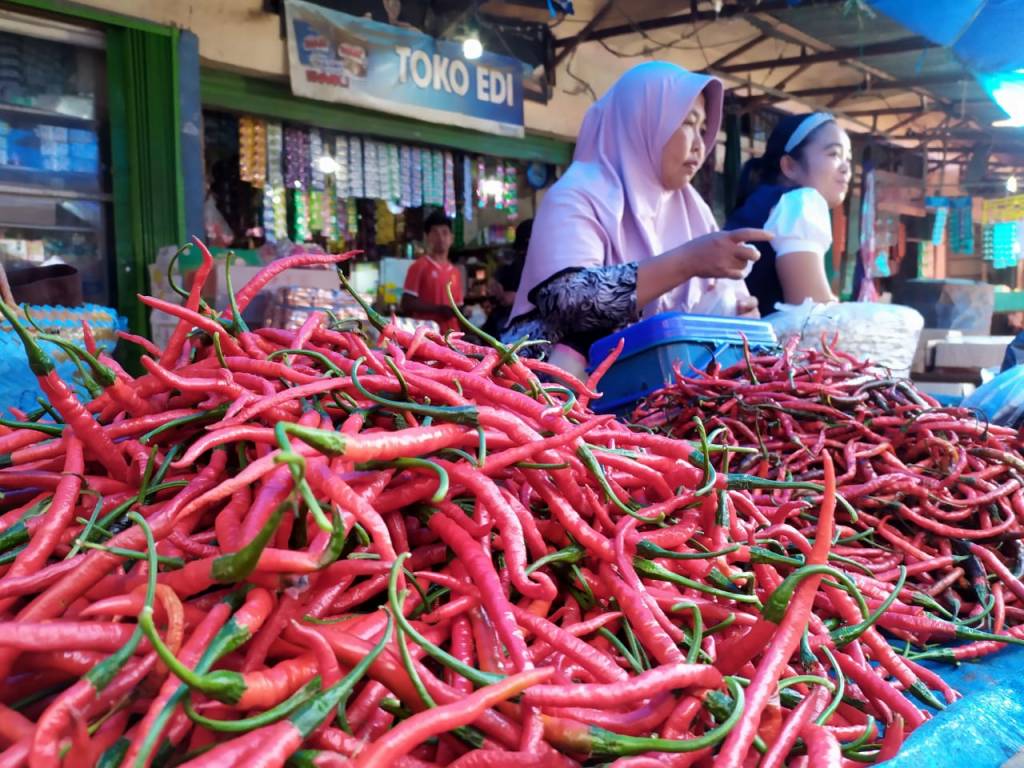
{"left": 587, "top": 312, "right": 778, "bottom": 414}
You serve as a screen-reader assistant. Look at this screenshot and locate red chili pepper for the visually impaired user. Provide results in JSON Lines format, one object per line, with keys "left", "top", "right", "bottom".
{"left": 428, "top": 512, "right": 532, "bottom": 672}
{"left": 123, "top": 599, "right": 236, "bottom": 767}
{"left": 799, "top": 722, "right": 841, "bottom": 767}
{"left": 138, "top": 294, "right": 246, "bottom": 357}
{"left": 523, "top": 663, "right": 720, "bottom": 708}
{"left": 716, "top": 452, "right": 837, "bottom": 766}
{"left": 228, "top": 250, "right": 356, "bottom": 318}
{"left": 0, "top": 436, "right": 83, "bottom": 614}
{"left": 353, "top": 668, "right": 554, "bottom": 767}
{"left": 0, "top": 451, "right": 227, "bottom": 681}
{"left": 0, "top": 303, "right": 129, "bottom": 484}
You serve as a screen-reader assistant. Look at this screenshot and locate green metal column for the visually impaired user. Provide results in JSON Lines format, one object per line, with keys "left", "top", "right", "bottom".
{"left": 722, "top": 108, "right": 742, "bottom": 214}
{"left": 107, "top": 26, "right": 185, "bottom": 335}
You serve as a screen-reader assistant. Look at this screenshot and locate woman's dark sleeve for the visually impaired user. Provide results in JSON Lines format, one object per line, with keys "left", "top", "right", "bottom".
{"left": 532, "top": 262, "right": 639, "bottom": 336}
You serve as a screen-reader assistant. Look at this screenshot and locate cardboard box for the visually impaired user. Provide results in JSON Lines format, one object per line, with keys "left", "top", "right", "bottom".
{"left": 0, "top": 238, "right": 45, "bottom": 263}
{"left": 378, "top": 257, "right": 413, "bottom": 306}
{"left": 213, "top": 263, "right": 344, "bottom": 307}
{"left": 932, "top": 336, "right": 1015, "bottom": 371}
{"left": 912, "top": 329, "right": 962, "bottom": 374}
{"left": 915, "top": 380, "right": 976, "bottom": 405}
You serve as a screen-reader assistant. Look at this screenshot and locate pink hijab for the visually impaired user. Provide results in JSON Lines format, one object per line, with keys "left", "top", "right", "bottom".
{"left": 512, "top": 62, "right": 735, "bottom": 322}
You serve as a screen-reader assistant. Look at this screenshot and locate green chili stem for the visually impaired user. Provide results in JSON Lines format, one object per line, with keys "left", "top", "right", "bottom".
{"left": 352, "top": 357, "right": 479, "bottom": 426}
{"left": 585, "top": 677, "right": 745, "bottom": 756}
{"left": 578, "top": 442, "right": 662, "bottom": 523}
{"left": 525, "top": 544, "right": 585, "bottom": 576}
{"left": 358, "top": 458, "right": 448, "bottom": 504}
{"left": 0, "top": 417, "right": 62, "bottom": 436}
{"left": 674, "top": 601, "right": 704, "bottom": 664}
{"left": 387, "top": 554, "right": 502, "bottom": 687}
{"left": 636, "top": 559, "right": 762, "bottom": 605}
{"left": 79, "top": 541, "right": 184, "bottom": 568}
{"left": 224, "top": 252, "right": 250, "bottom": 335}
{"left": 596, "top": 627, "right": 644, "bottom": 675}
{"left": 831, "top": 567, "right": 907, "bottom": 647}
{"left": 778, "top": 674, "right": 836, "bottom": 694}
{"left": 141, "top": 405, "right": 229, "bottom": 445}
{"left": 637, "top": 540, "right": 740, "bottom": 561}
{"left": 815, "top": 646, "right": 845, "bottom": 726}
{"left": 268, "top": 348, "right": 344, "bottom": 376}
{"left": 183, "top": 678, "right": 322, "bottom": 733}
{"left": 211, "top": 500, "right": 287, "bottom": 582}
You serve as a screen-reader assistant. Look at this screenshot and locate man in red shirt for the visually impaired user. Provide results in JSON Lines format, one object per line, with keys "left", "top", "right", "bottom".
{"left": 401, "top": 210, "right": 464, "bottom": 334}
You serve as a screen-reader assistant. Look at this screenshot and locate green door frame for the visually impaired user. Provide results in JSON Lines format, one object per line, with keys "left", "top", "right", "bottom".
{"left": 105, "top": 26, "right": 185, "bottom": 335}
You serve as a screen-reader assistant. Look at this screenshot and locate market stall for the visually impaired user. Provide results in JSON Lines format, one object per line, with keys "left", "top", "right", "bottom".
{"left": 2, "top": 0, "right": 1024, "bottom": 765}
{"left": 199, "top": 106, "right": 542, "bottom": 330}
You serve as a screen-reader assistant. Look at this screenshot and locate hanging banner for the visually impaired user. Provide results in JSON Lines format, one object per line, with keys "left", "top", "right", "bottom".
{"left": 981, "top": 194, "right": 1024, "bottom": 225}
{"left": 284, "top": 0, "right": 524, "bottom": 138}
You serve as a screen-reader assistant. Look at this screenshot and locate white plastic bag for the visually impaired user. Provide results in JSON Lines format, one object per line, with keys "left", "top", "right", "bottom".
{"left": 766, "top": 299, "right": 924, "bottom": 378}
{"left": 689, "top": 278, "right": 748, "bottom": 317}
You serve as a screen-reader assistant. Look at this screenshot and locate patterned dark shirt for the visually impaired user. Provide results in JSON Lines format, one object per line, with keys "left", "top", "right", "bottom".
{"left": 501, "top": 263, "right": 639, "bottom": 359}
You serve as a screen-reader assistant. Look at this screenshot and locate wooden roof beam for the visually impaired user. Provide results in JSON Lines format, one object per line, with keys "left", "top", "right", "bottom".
{"left": 707, "top": 32, "right": 770, "bottom": 70}
{"left": 787, "top": 74, "right": 969, "bottom": 100}
{"left": 553, "top": 0, "right": 843, "bottom": 48}
{"left": 842, "top": 103, "right": 989, "bottom": 117}
{"left": 716, "top": 36, "right": 938, "bottom": 74}
{"left": 553, "top": 0, "right": 613, "bottom": 66}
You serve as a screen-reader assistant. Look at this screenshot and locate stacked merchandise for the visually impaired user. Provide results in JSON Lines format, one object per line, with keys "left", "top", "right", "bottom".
{"left": 223, "top": 114, "right": 522, "bottom": 246}
{"left": 0, "top": 31, "right": 84, "bottom": 112}
{"left": 983, "top": 223, "right": 1020, "bottom": 269}
{"left": 263, "top": 122, "right": 287, "bottom": 242}
{"left": 981, "top": 195, "right": 1024, "bottom": 270}
{"left": 949, "top": 197, "right": 974, "bottom": 256}
{"left": 0, "top": 31, "right": 100, "bottom": 175}
{"left": 265, "top": 285, "right": 374, "bottom": 330}
{"left": 0, "top": 124, "right": 99, "bottom": 175}
{"left": 925, "top": 195, "right": 975, "bottom": 253}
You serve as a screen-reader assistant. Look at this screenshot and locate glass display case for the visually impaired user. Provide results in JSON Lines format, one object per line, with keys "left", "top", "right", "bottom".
{"left": 0, "top": 12, "right": 112, "bottom": 305}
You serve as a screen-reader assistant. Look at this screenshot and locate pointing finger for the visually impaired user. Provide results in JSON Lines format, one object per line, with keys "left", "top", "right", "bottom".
{"left": 733, "top": 244, "right": 761, "bottom": 262}
{"left": 728, "top": 228, "right": 774, "bottom": 243}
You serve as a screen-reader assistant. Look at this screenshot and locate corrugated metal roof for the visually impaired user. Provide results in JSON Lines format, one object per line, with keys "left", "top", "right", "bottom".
{"left": 766, "top": 2, "right": 1017, "bottom": 161}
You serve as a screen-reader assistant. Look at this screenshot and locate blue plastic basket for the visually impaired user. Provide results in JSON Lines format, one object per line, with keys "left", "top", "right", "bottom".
{"left": 587, "top": 312, "right": 778, "bottom": 415}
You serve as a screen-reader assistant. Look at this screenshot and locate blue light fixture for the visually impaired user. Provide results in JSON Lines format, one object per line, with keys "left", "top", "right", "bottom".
{"left": 980, "top": 70, "right": 1024, "bottom": 127}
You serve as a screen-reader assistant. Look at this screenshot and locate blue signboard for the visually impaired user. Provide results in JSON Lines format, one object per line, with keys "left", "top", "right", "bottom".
{"left": 284, "top": 0, "right": 524, "bottom": 137}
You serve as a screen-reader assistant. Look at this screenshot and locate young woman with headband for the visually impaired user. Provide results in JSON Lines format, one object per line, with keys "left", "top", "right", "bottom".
{"left": 726, "top": 112, "right": 853, "bottom": 316}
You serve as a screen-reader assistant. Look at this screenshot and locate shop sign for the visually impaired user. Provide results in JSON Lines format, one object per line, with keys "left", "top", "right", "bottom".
{"left": 284, "top": 0, "right": 524, "bottom": 138}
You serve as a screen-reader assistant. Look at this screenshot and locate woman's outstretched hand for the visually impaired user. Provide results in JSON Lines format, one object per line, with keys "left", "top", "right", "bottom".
{"left": 680, "top": 228, "right": 772, "bottom": 280}
{"left": 637, "top": 228, "right": 773, "bottom": 310}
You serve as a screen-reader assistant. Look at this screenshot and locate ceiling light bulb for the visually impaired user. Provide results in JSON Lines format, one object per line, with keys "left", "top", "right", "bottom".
{"left": 481, "top": 177, "right": 504, "bottom": 197}
{"left": 463, "top": 36, "right": 483, "bottom": 60}
{"left": 315, "top": 155, "right": 340, "bottom": 174}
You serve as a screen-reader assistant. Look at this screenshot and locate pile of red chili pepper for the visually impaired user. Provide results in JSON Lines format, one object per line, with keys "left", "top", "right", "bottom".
{"left": 0, "top": 240, "right": 1022, "bottom": 768}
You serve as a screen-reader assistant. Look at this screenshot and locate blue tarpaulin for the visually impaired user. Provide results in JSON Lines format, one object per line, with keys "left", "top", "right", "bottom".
{"left": 883, "top": 646, "right": 1024, "bottom": 767}
{"left": 866, "top": 0, "right": 1024, "bottom": 74}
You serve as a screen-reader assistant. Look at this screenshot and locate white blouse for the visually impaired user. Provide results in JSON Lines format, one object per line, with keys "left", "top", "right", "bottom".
{"left": 764, "top": 187, "right": 833, "bottom": 259}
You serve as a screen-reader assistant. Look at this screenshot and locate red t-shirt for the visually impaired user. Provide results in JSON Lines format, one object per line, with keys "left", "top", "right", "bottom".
{"left": 402, "top": 255, "right": 464, "bottom": 333}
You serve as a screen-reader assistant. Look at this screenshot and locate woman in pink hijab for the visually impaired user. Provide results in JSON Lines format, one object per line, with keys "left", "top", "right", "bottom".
{"left": 503, "top": 61, "right": 771, "bottom": 379}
